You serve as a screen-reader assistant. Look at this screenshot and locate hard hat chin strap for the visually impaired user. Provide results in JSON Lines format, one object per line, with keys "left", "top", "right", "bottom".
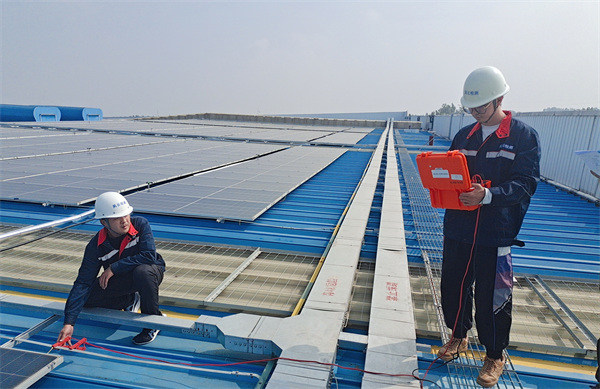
{"left": 101, "top": 219, "right": 123, "bottom": 238}
{"left": 481, "top": 99, "right": 499, "bottom": 125}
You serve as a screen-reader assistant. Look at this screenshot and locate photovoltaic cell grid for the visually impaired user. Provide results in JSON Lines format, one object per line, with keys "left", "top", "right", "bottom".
{"left": 312, "top": 131, "right": 367, "bottom": 145}
{"left": 2, "top": 120, "right": 194, "bottom": 133}
{"left": 133, "top": 124, "right": 335, "bottom": 142}
{"left": 126, "top": 146, "right": 346, "bottom": 221}
{"left": 156, "top": 118, "right": 375, "bottom": 134}
{"left": 0, "top": 126, "right": 83, "bottom": 140}
{"left": 1, "top": 130, "right": 177, "bottom": 160}
{"left": 0, "top": 138, "right": 282, "bottom": 206}
{"left": 8, "top": 119, "right": 371, "bottom": 144}
{"left": 0, "top": 348, "right": 62, "bottom": 389}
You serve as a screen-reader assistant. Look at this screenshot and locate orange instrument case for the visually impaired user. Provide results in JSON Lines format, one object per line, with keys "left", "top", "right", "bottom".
{"left": 416, "top": 151, "right": 490, "bottom": 211}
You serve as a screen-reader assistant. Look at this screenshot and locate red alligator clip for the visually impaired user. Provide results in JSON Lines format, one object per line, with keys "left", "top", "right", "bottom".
{"left": 52, "top": 336, "right": 72, "bottom": 349}
{"left": 69, "top": 338, "right": 87, "bottom": 351}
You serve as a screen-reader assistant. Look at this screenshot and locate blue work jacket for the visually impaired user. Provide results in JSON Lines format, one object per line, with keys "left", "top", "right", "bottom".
{"left": 443, "top": 111, "right": 541, "bottom": 247}
{"left": 63, "top": 216, "right": 165, "bottom": 325}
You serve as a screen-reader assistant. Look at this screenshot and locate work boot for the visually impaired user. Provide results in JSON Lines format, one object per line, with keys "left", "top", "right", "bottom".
{"left": 437, "top": 337, "right": 468, "bottom": 361}
{"left": 477, "top": 355, "right": 506, "bottom": 387}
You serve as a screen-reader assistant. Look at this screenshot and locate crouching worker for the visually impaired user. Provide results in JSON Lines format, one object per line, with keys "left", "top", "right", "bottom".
{"left": 58, "top": 192, "right": 166, "bottom": 345}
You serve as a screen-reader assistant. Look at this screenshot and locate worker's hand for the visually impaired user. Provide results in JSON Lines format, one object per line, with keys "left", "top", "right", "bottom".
{"left": 459, "top": 183, "right": 486, "bottom": 206}
{"left": 99, "top": 267, "right": 114, "bottom": 289}
{"left": 57, "top": 324, "right": 74, "bottom": 344}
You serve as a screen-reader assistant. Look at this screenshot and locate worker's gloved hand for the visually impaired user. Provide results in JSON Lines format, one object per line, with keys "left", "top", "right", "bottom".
{"left": 459, "top": 183, "right": 486, "bottom": 206}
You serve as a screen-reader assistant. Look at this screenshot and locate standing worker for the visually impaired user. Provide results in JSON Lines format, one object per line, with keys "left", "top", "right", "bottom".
{"left": 57, "top": 192, "right": 166, "bottom": 345}
{"left": 437, "top": 66, "right": 541, "bottom": 387}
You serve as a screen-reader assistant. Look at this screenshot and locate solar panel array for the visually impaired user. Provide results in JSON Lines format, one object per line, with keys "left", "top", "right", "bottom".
{"left": 1, "top": 130, "right": 175, "bottom": 159}
{"left": 127, "top": 146, "right": 346, "bottom": 220}
{"left": 7, "top": 118, "right": 372, "bottom": 143}
{"left": 1, "top": 119, "right": 356, "bottom": 220}
{"left": 1, "top": 127, "right": 284, "bottom": 205}
{"left": 170, "top": 118, "right": 374, "bottom": 133}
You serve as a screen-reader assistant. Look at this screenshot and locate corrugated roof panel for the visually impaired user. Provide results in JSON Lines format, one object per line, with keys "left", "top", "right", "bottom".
{"left": 1, "top": 116, "right": 598, "bottom": 389}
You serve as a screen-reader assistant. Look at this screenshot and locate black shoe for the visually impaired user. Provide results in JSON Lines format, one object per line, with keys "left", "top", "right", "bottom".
{"left": 124, "top": 292, "right": 140, "bottom": 312}
{"left": 132, "top": 328, "right": 159, "bottom": 345}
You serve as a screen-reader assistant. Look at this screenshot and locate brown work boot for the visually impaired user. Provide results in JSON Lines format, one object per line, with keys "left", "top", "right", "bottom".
{"left": 437, "top": 337, "right": 468, "bottom": 361}
{"left": 477, "top": 355, "right": 506, "bottom": 387}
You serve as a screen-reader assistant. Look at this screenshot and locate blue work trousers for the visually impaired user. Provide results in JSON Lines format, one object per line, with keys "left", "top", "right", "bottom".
{"left": 441, "top": 238, "right": 513, "bottom": 359}
{"left": 84, "top": 264, "right": 164, "bottom": 316}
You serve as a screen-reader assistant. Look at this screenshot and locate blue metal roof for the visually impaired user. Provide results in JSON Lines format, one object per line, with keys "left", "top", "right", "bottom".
{"left": 0, "top": 124, "right": 598, "bottom": 388}
{"left": 1, "top": 305, "right": 263, "bottom": 388}
{"left": 398, "top": 129, "right": 600, "bottom": 281}
{"left": 1, "top": 289, "right": 597, "bottom": 388}
{"left": 0, "top": 150, "right": 371, "bottom": 255}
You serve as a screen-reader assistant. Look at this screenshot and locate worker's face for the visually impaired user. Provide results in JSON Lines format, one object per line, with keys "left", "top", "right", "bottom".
{"left": 469, "top": 101, "right": 493, "bottom": 115}
{"left": 103, "top": 215, "right": 131, "bottom": 237}
{"left": 470, "top": 101, "right": 494, "bottom": 122}
{"left": 469, "top": 97, "right": 503, "bottom": 124}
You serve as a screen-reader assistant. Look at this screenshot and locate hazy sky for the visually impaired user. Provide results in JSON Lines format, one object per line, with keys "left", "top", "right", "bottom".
{"left": 1, "top": 1, "right": 598, "bottom": 117}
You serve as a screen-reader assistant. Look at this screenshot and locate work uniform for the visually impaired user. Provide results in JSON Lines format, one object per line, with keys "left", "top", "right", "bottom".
{"left": 63, "top": 216, "right": 166, "bottom": 326}
{"left": 441, "top": 111, "right": 540, "bottom": 359}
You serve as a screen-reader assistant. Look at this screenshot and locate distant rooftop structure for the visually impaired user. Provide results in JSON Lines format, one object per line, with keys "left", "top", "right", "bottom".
{"left": 0, "top": 104, "right": 102, "bottom": 122}
{"left": 0, "top": 113, "right": 598, "bottom": 388}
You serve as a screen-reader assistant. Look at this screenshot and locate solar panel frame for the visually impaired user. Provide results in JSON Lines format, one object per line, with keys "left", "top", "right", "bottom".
{"left": 0, "top": 348, "right": 63, "bottom": 389}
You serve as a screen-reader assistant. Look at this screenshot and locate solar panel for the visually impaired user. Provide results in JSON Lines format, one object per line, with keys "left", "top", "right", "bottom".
{"left": 0, "top": 132, "right": 177, "bottom": 160}
{"left": 127, "top": 146, "right": 346, "bottom": 221}
{"left": 0, "top": 138, "right": 282, "bottom": 205}
{"left": 0, "top": 127, "right": 82, "bottom": 140}
{"left": 313, "top": 132, "right": 368, "bottom": 145}
{"left": 0, "top": 348, "right": 63, "bottom": 389}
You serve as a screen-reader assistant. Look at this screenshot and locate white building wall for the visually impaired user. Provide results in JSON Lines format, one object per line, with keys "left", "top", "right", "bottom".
{"left": 432, "top": 115, "right": 452, "bottom": 138}
{"left": 430, "top": 111, "right": 600, "bottom": 199}
{"left": 515, "top": 112, "right": 599, "bottom": 198}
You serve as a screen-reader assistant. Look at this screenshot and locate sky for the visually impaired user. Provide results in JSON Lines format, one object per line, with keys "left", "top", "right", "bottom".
{"left": 1, "top": 1, "right": 599, "bottom": 117}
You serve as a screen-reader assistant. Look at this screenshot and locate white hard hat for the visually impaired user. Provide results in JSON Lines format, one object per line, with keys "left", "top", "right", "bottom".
{"left": 94, "top": 192, "right": 133, "bottom": 219}
{"left": 460, "top": 66, "right": 510, "bottom": 108}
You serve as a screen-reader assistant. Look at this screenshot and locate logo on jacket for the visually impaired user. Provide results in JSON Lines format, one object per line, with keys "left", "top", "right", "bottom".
{"left": 499, "top": 144, "right": 514, "bottom": 150}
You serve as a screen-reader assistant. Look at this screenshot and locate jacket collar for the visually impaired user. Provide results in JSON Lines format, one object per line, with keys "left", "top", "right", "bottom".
{"left": 98, "top": 222, "right": 138, "bottom": 246}
{"left": 467, "top": 110, "right": 512, "bottom": 140}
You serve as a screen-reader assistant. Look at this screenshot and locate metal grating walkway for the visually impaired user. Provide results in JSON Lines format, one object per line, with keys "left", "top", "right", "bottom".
{"left": 0, "top": 225, "right": 319, "bottom": 316}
